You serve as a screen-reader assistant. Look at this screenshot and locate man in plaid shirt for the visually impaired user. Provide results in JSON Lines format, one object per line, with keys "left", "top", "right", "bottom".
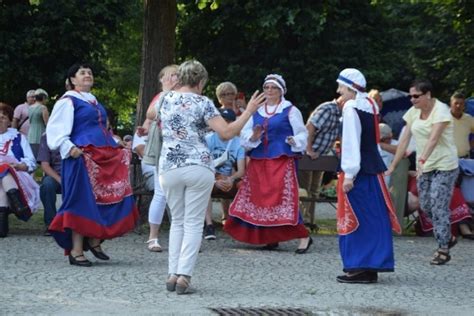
{"left": 299, "top": 97, "right": 343, "bottom": 218}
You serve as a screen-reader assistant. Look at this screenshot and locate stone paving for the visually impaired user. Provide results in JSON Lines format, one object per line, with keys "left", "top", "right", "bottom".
{"left": 1, "top": 224, "right": 474, "bottom": 315}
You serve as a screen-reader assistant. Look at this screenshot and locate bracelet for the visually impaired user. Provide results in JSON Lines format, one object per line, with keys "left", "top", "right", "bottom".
{"left": 418, "top": 158, "right": 426, "bottom": 164}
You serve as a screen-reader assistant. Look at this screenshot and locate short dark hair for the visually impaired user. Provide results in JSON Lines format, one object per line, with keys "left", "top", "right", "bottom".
{"left": 66, "top": 63, "right": 93, "bottom": 90}
{"left": 410, "top": 79, "right": 433, "bottom": 94}
{"left": 451, "top": 91, "right": 465, "bottom": 100}
{"left": 0, "top": 102, "right": 14, "bottom": 121}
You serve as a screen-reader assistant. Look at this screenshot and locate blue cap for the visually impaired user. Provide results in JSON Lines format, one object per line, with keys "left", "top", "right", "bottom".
{"left": 219, "top": 108, "right": 236, "bottom": 122}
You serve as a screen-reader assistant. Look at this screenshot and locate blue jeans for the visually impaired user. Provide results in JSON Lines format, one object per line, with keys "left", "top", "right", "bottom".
{"left": 40, "top": 176, "right": 61, "bottom": 227}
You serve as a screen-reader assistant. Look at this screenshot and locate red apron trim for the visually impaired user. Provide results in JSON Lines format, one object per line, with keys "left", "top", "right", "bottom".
{"left": 81, "top": 145, "right": 133, "bottom": 204}
{"left": 336, "top": 173, "right": 401, "bottom": 235}
{"left": 336, "top": 173, "right": 359, "bottom": 235}
{"left": 229, "top": 157, "right": 299, "bottom": 226}
{"left": 376, "top": 174, "right": 402, "bottom": 234}
{"left": 366, "top": 97, "right": 380, "bottom": 144}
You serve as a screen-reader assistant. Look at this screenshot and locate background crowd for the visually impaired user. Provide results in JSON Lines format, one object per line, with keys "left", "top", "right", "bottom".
{"left": 0, "top": 58, "right": 473, "bottom": 290}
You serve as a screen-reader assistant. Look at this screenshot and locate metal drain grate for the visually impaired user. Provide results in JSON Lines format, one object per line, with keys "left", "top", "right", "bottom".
{"left": 209, "top": 307, "right": 311, "bottom": 316}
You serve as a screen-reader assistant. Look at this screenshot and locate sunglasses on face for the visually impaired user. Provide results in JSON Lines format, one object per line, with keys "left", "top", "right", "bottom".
{"left": 410, "top": 93, "right": 425, "bottom": 99}
{"left": 220, "top": 92, "right": 236, "bottom": 97}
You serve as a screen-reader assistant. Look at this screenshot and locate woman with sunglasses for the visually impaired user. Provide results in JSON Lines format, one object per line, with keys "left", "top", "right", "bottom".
{"left": 387, "top": 79, "right": 459, "bottom": 265}
{"left": 224, "top": 74, "right": 312, "bottom": 254}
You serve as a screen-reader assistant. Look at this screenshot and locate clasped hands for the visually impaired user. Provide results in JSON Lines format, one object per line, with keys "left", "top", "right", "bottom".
{"left": 215, "top": 176, "right": 234, "bottom": 192}
{"left": 9, "top": 162, "right": 28, "bottom": 172}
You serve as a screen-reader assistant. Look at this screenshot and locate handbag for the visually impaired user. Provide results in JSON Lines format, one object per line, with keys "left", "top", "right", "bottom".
{"left": 142, "top": 92, "right": 167, "bottom": 166}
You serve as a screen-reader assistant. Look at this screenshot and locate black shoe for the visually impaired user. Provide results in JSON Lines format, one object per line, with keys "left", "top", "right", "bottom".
{"left": 336, "top": 271, "right": 378, "bottom": 284}
{"left": 85, "top": 239, "right": 110, "bottom": 260}
{"left": 262, "top": 243, "right": 279, "bottom": 250}
{"left": 68, "top": 254, "right": 92, "bottom": 267}
{"left": 204, "top": 224, "right": 216, "bottom": 240}
{"left": 295, "top": 237, "right": 313, "bottom": 254}
{"left": 6, "top": 188, "right": 31, "bottom": 221}
{"left": 461, "top": 234, "right": 474, "bottom": 240}
{"left": 0, "top": 207, "right": 9, "bottom": 238}
{"left": 43, "top": 230, "right": 52, "bottom": 237}
{"left": 367, "top": 271, "right": 378, "bottom": 282}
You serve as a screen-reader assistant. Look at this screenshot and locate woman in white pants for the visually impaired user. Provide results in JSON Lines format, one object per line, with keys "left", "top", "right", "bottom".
{"left": 137, "top": 64, "right": 178, "bottom": 252}
{"left": 147, "top": 60, "right": 264, "bottom": 294}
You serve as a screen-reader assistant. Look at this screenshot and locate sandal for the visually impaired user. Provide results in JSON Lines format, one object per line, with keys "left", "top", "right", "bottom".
{"left": 146, "top": 238, "right": 162, "bottom": 252}
{"left": 176, "top": 275, "right": 196, "bottom": 295}
{"left": 430, "top": 250, "right": 451, "bottom": 265}
{"left": 448, "top": 236, "right": 458, "bottom": 249}
{"left": 166, "top": 274, "right": 178, "bottom": 292}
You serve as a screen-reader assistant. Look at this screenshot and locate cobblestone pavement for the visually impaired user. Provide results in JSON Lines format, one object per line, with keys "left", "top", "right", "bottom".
{"left": 1, "top": 227, "right": 474, "bottom": 316}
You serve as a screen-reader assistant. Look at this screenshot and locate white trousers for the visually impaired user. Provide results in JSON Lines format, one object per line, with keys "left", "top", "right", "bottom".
{"left": 160, "top": 165, "right": 214, "bottom": 276}
{"left": 148, "top": 172, "right": 167, "bottom": 225}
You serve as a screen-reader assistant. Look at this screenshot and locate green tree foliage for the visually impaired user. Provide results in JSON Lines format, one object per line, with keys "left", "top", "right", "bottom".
{"left": 176, "top": 0, "right": 397, "bottom": 114}
{"left": 374, "top": 0, "right": 474, "bottom": 98}
{"left": 177, "top": 0, "right": 473, "bottom": 115}
{"left": 0, "top": 0, "right": 138, "bottom": 115}
{"left": 2, "top": 0, "right": 473, "bottom": 134}
{"left": 94, "top": 1, "right": 143, "bottom": 135}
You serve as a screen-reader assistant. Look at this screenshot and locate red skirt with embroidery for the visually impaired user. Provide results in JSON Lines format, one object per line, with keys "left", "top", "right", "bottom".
{"left": 407, "top": 176, "right": 471, "bottom": 233}
{"left": 224, "top": 157, "right": 308, "bottom": 244}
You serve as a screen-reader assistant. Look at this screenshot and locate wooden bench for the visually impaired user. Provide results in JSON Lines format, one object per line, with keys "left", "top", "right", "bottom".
{"left": 131, "top": 154, "right": 340, "bottom": 231}
{"left": 130, "top": 154, "right": 231, "bottom": 214}
{"left": 297, "top": 155, "right": 339, "bottom": 230}
{"left": 129, "top": 153, "right": 153, "bottom": 213}
{"left": 211, "top": 155, "right": 340, "bottom": 231}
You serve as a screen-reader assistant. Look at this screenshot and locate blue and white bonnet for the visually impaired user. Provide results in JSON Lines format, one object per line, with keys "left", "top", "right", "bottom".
{"left": 336, "top": 68, "right": 367, "bottom": 95}
{"left": 263, "top": 74, "right": 287, "bottom": 95}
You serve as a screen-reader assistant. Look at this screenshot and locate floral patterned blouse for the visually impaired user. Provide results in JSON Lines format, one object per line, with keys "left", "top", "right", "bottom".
{"left": 156, "top": 91, "right": 220, "bottom": 174}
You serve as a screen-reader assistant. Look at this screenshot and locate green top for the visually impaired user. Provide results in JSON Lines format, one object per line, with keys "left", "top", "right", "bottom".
{"left": 27, "top": 104, "right": 46, "bottom": 144}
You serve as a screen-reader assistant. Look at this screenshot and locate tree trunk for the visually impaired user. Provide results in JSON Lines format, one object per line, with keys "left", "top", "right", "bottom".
{"left": 134, "top": 0, "right": 176, "bottom": 219}
{"left": 136, "top": 0, "right": 176, "bottom": 127}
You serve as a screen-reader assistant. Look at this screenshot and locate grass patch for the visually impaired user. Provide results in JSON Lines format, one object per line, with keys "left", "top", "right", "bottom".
{"left": 308, "top": 218, "right": 418, "bottom": 236}
{"left": 9, "top": 209, "right": 46, "bottom": 234}
{"left": 313, "top": 219, "right": 337, "bottom": 235}
{"left": 8, "top": 209, "right": 419, "bottom": 237}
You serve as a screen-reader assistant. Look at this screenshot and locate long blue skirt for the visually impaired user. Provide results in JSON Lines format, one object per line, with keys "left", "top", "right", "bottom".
{"left": 339, "top": 174, "right": 395, "bottom": 272}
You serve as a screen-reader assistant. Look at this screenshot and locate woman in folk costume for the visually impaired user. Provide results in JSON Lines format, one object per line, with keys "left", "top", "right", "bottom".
{"left": 336, "top": 68, "right": 401, "bottom": 284}
{"left": 0, "top": 102, "right": 40, "bottom": 237}
{"left": 224, "top": 74, "right": 313, "bottom": 253}
{"left": 46, "top": 63, "right": 138, "bottom": 267}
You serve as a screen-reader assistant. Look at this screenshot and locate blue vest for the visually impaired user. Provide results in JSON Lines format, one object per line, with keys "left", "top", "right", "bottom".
{"left": 67, "top": 96, "right": 117, "bottom": 147}
{"left": 250, "top": 106, "right": 299, "bottom": 159}
{"left": 11, "top": 133, "right": 24, "bottom": 161}
{"left": 354, "top": 109, "right": 386, "bottom": 175}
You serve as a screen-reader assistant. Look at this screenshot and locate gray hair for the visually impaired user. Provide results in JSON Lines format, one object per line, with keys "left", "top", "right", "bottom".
{"left": 216, "top": 81, "right": 237, "bottom": 97}
{"left": 178, "top": 60, "right": 208, "bottom": 88}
